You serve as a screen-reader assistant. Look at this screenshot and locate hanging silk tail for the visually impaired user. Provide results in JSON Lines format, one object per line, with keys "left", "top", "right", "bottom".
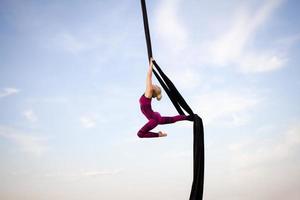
{"left": 189, "top": 115, "right": 205, "bottom": 200}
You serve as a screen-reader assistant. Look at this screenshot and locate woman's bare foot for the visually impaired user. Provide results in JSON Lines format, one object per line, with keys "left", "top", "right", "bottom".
{"left": 158, "top": 131, "right": 167, "bottom": 137}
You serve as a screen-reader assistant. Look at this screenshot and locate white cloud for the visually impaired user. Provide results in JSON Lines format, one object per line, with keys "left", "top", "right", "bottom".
{"left": 26, "top": 96, "right": 69, "bottom": 104}
{"left": 208, "top": 0, "right": 286, "bottom": 73}
{"left": 43, "top": 169, "right": 122, "bottom": 180}
{"left": 193, "top": 90, "right": 261, "bottom": 125}
{"left": 152, "top": 0, "right": 288, "bottom": 74}
{"left": 239, "top": 52, "right": 287, "bottom": 73}
{"left": 231, "top": 113, "right": 251, "bottom": 126}
{"left": 225, "top": 122, "right": 300, "bottom": 199}
{"left": 205, "top": 122, "right": 300, "bottom": 200}
{"left": 80, "top": 113, "right": 106, "bottom": 129}
{"left": 170, "top": 68, "right": 201, "bottom": 90}
{"left": 80, "top": 116, "right": 96, "bottom": 128}
{"left": 154, "top": 0, "right": 187, "bottom": 54}
{"left": 81, "top": 169, "right": 122, "bottom": 177}
{"left": 162, "top": 151, "right": 191, "bottom": 159}
{"left": 22, "top": 109, "right": 38, "bottom": 123}
{"left": 0, "top": 87, "right": 19, "bottom": 98}
{"left": 0, "top": 126, "right": 48, "bottom": 157}
{"left": 227, "top": 122, "right": 300, "bottom": 170}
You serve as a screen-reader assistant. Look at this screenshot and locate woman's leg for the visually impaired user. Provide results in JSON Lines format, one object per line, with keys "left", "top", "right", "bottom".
{"left": 159, "top": 114, "right": 193, "bottom": 125}
{"left": 137, "top": 119, "right": 159, "bottom": 138}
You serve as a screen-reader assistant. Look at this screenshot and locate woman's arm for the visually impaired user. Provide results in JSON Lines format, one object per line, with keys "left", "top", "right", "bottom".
{"left": 145, "top": 58, "right": 154, "bottom": 98}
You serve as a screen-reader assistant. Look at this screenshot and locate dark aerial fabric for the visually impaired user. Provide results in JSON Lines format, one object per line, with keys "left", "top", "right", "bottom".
{"left": 140, "top": 0, "right": 205, "bottom": 199}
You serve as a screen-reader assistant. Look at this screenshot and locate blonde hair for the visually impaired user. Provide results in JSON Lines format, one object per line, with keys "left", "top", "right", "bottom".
{"left": 153, "top": 85, "right": 162, "bottom": 101}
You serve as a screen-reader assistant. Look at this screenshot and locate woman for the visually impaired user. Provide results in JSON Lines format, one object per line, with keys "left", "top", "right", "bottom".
{"left": 137, "top": 58, "right": 193, "bottom": 138}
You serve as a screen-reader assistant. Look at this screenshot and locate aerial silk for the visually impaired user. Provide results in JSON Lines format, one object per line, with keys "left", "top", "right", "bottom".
{"left": 140, "top": 0, "right": 205, "bottom": 199}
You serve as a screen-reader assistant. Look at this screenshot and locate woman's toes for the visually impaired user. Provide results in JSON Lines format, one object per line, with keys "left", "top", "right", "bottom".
{"left": 159, "top": 131, "right": 167, "bottom": 137}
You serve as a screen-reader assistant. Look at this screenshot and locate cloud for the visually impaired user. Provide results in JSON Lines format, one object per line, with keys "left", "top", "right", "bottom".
{"left": 193, "top": 90, "right": 261, "bottom": 125}
{"left": 0, "top": 87, "right": 19, "bottom": 98}
{"left": 154, "top": 0, "right": 187, "bottom": 54}
{"left": 170, "top": 68, "right": 201, "bottom": 90}
{"left": 22, "top": 109, "right": 38, "bottom": 123}
{"left": 43, "top": 169, "right": 122, "bottom": 180}
{"left": 219, "top": 122, "right": 300, "bottom": 200}
{"left": 81, "top": 169, "right": 122, "bottom": 177}
{"left": 230, "top": 122, "right": 300, "bottom": 168}
{"left": 239, "top": 52, "right": 287, "bottom": 73}
{"left": 205, "top": 122, "right": 300, "bottom": 200}
{"left": 80, "top": 115, "right": 96, "bottom": 128}
{"left": 80, "top": 113, "right": 108, "bottom": 129}
{"left": 26, "top": 96, "right": 69, "bottom": 104}
{"left": 0, "top": 126, "right": 48, "bottom": 157}
{"left": 208, "top": 0, "right": 286, "bottom": 73}
{"left": 162, "top": 151, "right": 191, "bottom": 159}
{"left": 152, "top": 0, "right": 288, "bottom": 74}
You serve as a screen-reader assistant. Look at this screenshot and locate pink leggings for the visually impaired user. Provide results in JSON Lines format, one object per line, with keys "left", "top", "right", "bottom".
{"left": 137, "top": 114, "right": 188, "bottom": 138}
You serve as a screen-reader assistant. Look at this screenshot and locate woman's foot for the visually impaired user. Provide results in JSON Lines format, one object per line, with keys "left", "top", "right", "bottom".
{"left": 158, "top": 131, "right": 167, "bottom": 137}
{"left": 186, "top": 115, "right": 194, "bottom": 121}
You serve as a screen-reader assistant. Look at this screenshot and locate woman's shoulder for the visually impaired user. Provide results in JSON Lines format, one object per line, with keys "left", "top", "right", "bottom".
{"left": 140, "top": 93, "right": 152, "bottom": 104}
{"left": 144, "top": 93, "right": 152, "bottom": 99}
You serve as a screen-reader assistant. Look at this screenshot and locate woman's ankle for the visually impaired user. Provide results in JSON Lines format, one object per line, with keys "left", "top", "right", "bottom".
{"left": 186, "top": 115, "right": 194, "bottom": 121}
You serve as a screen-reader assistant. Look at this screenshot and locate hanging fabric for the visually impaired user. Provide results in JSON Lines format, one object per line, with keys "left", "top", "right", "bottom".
{"left": 140, "top": 0, "right": 205, "bottom": 199}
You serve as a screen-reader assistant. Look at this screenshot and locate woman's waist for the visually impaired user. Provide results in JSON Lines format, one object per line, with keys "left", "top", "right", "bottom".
{"left": 140, "top": 104, "right": 153, "bottom": 111}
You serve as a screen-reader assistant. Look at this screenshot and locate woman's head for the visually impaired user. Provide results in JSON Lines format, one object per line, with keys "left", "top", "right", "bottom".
{"left": 152, "top": 85, "right": 162, "bottom": 101}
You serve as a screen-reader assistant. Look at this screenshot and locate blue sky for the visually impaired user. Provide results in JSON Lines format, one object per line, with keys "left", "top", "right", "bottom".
{"left": 0, "top": 0, "right": 299, "bottom": 199}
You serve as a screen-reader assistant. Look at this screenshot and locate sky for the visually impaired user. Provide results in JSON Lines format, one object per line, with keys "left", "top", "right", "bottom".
{"left": 0, "top": 0, "right": 300, "bottom": 199}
